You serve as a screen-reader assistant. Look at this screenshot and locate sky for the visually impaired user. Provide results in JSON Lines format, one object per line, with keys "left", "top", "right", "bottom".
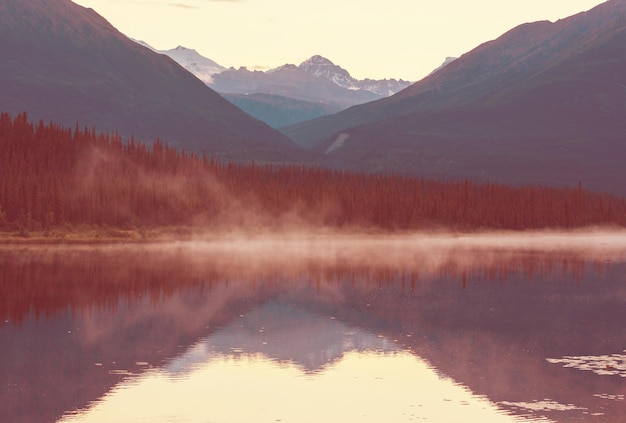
{"left": 71, "top": 0, "right": 607, "bottom": 81}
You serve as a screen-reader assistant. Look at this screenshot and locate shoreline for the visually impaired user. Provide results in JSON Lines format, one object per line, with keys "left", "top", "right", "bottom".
{"left": 3, "top": 229, "right": 626, "bottom": 276}
{"left": 0, "top": 227, "right": 197, "bottom": 245}
{"left": 2, "top": 226, "right": 626, "bottom": 245}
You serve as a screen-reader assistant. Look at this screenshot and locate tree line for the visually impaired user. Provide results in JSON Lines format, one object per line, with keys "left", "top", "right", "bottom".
{"left": 0, "top": 246, "right": 600, "bottom": 323}
{"left": 1, "top": 111, "right": 626, "bottom": 232}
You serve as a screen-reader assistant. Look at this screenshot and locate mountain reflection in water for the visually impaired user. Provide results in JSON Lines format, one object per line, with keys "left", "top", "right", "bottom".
{"left": 1, "top": 232, "right": 625, "bottom": 422}
{"left": 59, "top": 301, "right": 509, "bottom": 422}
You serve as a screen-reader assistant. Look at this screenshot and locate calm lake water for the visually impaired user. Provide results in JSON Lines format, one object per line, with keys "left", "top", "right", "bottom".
{"left": 1, "top": 233, "right": 625, "bottom": 422}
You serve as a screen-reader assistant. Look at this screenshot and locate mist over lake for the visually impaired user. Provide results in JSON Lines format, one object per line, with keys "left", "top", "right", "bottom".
{"left": 2, "top": 233, "right": 625, "bottom": 422}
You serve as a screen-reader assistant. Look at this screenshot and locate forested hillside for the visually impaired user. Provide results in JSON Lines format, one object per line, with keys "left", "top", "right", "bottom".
{"left": 1, "top": 112, "right": 625, "bottom": 233}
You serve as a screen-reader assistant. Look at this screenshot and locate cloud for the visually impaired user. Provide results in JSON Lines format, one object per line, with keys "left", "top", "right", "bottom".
{"left": 170, "top": 2, "right": 197, "bottom": 8}
{"left": 167, "top": 0, "right": 244, "bottom": 8}
{"left": 122, "top": 0, "right": 243, "bottom": 7}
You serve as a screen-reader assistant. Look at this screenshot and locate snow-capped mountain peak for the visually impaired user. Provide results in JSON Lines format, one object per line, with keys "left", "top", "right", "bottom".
{"left": 131, "top": 41, "right": 227, "bottom": 84}
{"left": 302, "top": 55, "right": 335, "bottom": 66}
{"left": 299, "top": 55, "right": 358, "bottom": 90}
{"left": 298, "top": 54, "right": 412, "bottom": 96}
{"left": 159, "top": 46, "right": 226, "bottom": 84}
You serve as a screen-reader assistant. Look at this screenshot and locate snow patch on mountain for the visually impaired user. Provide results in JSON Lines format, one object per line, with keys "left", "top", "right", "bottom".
{"left": 326, "top": 132, "right": 350, "bottom": 154}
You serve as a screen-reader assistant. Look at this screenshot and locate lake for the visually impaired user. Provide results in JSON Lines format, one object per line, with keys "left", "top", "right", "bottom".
{"left": 1, "top": 232, "right": 625, "bottom": 422}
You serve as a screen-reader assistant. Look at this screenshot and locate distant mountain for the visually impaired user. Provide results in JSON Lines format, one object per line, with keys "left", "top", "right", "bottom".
{"left": 223, "top": 93, "right": 341, "bottom": 128}
{"left": 0, "top": 0, "right": 298, "bottom": 161}
{"left": 211, "top": 63, "right": 383, "bottom": 110}
{"left": 299, "top": 55, "right": 411, "bottom": 96}
{"left": 177, "top": 300, "right": 400, "bottom": 374}
{"left": 155, "top": 49, "right": 411, "bottom": 104}
{"left": 208, "top": 56, "right": 411, "bottom": 126}
{"left": 156, "top": 46, "right": 226, "bottom": 84}
{"left": 282, "top": 0, "right": 626, "bottom": 195}
{"left": 136, "top": 41, "right": 226, "bottom": 84}
{"left": 145, "top": 46, "right": 412, "bottom": 126}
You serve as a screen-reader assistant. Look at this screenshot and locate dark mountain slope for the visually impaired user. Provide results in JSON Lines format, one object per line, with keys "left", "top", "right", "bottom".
{"left": 0, "top": 0, "right": 298, "bottom": 160}
{"left": 285, "top": 0, "right": 626, "bottom": 147}
{"left": 282, "top": 0, "right": 626, "bottom": 194}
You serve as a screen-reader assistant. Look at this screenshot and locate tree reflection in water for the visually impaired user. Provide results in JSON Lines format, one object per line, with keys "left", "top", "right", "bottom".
{"left": 1, "top": 232, "right": 625, "bottom": 422}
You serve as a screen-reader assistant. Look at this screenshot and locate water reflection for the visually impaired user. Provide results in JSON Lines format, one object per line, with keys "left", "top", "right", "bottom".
{"left": 1, "top": 232, "right": 625, "bottom": 422}
{"left": 58, "top": 301, "right": 522, "bottom": 423}
{"left": 61, "top": 350, "right": 521, "bottom": 423}
{"left": 171, "top": 301, "right": 402, "bottom": 374}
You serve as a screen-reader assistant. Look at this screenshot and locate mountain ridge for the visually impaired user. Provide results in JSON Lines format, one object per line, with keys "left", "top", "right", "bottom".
{"left": 281, "top": 0, "right": 626, "bottom": 194}
{"left": 0, "top": 0, "right": 298, "bottom": 161}
{"left": 149, "top": 42, "right": 413, "bottom": 106}
{"left": 139, "top": 42, "right": 413, "bottom": 127}
{"left": 151, "top": 45, "right": 413, "bottom": 99}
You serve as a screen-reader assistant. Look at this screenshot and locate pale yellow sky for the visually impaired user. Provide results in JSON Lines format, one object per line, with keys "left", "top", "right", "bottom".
{"left": 72, "top": 0, "right": 607, "bottom": 81}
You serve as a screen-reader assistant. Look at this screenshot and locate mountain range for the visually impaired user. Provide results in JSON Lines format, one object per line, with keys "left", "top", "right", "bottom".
{"left": 283, "top": 0, "right": 626, "bottom": 194}
{"left": 152, "top": 46, "right": 412, "bottom": 101}
{"left": 1, "top": 0, "right": 625, "bottom": 194}
{"left": 148, "top": 45, "right": 413, "bottom": 127}
{"left": 211, "top": 63, "right": 382, "bottom": 121}
{"left": 0, "top": 0, "right": 297, "bottom": 161}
